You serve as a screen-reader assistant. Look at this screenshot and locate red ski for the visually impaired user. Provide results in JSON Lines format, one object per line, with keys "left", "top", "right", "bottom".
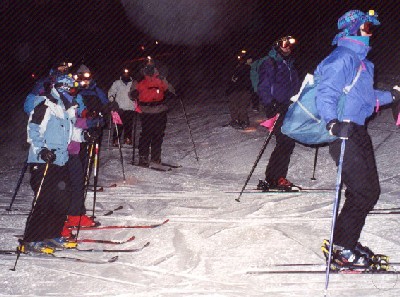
{"left": 69, "top": 219, "right": 169, "bottom": 231}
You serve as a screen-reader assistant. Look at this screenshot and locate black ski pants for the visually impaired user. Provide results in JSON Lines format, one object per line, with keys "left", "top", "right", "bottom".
{"left": 228, "top": 91, "right": 251, "bottom": 124}
{"left": 329, "top": 125, "right": 380, "bottom": 249}
{"left": 138, "top": 111, "right": 167, "bottom": 163}
{"left": 66, "top": 155, "right": 85, "bottom": 216}
{"left": 25, "top": 163, "right": 70, "bottom": 242}
{"left": 265, "top": 111, "right": 296, "bottom": 182}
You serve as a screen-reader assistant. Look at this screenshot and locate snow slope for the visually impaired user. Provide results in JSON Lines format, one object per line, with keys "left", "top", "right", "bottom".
{"left": 1, "top": 88, "right": 400, "bottom": 297}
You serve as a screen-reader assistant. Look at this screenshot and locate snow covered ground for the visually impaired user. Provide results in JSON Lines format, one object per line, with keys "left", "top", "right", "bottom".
{"left": 1, "top": 88, "right": 400, "bottom": 297}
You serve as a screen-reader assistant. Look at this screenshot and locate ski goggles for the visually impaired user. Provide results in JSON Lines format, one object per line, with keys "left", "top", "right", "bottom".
{"left": 277, "top": 36, "right": 296, "bottom": 48}
{"left": 361, "top": 22, "right": 375, "bottom": 35}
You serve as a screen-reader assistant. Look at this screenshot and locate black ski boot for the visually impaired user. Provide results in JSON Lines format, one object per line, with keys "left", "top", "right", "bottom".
{"left": 321, "top": 239, "right": 370, "bottom": 271}
{"left": 321, "top": 239, "right": 389, "bottom": 272}
{"left": 355, "top": 242, "right": 389, "bottom": 264}
{"left": 256, "top": 179, "right": 270, "bottom": 192}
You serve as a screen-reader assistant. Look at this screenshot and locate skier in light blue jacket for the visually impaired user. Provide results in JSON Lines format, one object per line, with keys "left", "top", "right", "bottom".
{"left": 22, "top": 75, "right": 87, "bottom": 254}
{"left": 315, "top": 10, "right": 397, "bottom": 270}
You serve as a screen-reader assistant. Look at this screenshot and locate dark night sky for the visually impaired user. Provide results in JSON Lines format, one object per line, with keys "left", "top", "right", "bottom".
{"left": 1, "top": 0, "right": 399, "bottom": 94}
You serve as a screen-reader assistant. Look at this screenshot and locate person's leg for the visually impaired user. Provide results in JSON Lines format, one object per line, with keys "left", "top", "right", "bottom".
{"left": 150, "top": 112, "right": 168, "bottom": 163}
{"left": 329, "top": 127, "right": 380, "bottom": 249}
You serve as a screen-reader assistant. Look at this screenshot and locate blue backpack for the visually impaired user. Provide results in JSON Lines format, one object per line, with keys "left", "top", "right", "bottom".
{"left": 281, "top": 64, "right": 362, "bottom": 145}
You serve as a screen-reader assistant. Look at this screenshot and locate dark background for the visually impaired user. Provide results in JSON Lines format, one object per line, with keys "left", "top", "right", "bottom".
{"left": 0, "top": 0, "right": 399, "bottom": 113}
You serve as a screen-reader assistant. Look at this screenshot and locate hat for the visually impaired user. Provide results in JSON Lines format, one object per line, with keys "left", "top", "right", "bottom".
{"left": 332, "top": 10, "right": 380, "bottom": 45}
{"left": 55, "top": 74, "right": 77, "bottom": 92}
{"left": 77, "top": 64, "right": 91, "bottom": 74}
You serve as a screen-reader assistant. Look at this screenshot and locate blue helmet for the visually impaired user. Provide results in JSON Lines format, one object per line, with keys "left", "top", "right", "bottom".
{"left": 55, "top": 75, "right": 78, "bottom": 95}
{"left": 332, "top": 10, "right": 380, "bottom": 45}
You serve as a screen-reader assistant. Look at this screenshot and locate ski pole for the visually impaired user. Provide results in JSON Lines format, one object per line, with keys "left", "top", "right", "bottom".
{"left": 91, "top": 142, "right": 100, "bottom": 218}
{"left": 131, "top": 111, "right": 138, "bottom": 165}
{"left": 11, "top": 162, "right": 49, "bottom": 271}
{"left": 83, "top": 143, "right": 95, "bottom": 200}
{"left": 311, "top": 147, "right": 319, "bottom": 180}
{"left": 324, "top": 139, "right": 346, "bottom": 296}
{"left": 107, "top": 114, "right": 112, "bottom": 149}
{"left": 235, "top": 114, "right": 280, "bottom": 202}
{"left": 6, "top": 158, "right": 28, "bottom": 211}
{"left": 114, "top": 121, "right": 126, "bottom": 182}
{"left": 178, "top": 96, "right": 199, "bottom": 161}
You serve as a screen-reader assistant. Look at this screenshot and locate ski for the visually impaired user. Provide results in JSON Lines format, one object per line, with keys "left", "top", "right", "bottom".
{"left": 69, "top": 219, "right": 169, "bottom": 231}
{"left": 161, "top": 162, "right": 182, "bottom": 169}
{"left": 225, "top": 189, "right": 332, "bottom": 194}
{"left": 103, "top": 205, "right": 123, "bottom": 216}
{"left": 0, "top": 249, "right": 118, "bottom": 264}
{"left": 87, "top": 186, "right": 104, "bottom": 192}
{"left": 89, "top": 183, "right": 118, "bottom": 189}
{"left": 77, "top": 234, "right": 135, "bottom": 244}
{"left": 246, "top": 269, "right": 400, "bottom": 275}
{"left": 76, "top": 241, "right": 150, "bottom": 252}
{"left": 131, "top": 162, "right": 172, "bottom": 172}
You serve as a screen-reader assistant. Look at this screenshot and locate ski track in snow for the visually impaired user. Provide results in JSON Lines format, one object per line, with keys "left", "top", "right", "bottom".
{"left": 1, "top": 90, "right": 400, "bottom": 296}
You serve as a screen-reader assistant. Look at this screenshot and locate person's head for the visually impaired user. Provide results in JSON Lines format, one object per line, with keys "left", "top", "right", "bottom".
{"left": 332, "top": 9, "right": 380, "bottom": 45}
{"left": 49, "top": 59, "right": 72, "bottom": 80}
{"left": 274, "top": 36, "right": 296, "bottom": 57}
{"left": 121, "top": 68, "right": 131, "bottom": 82}
{"left": 142, "top": 64, "right": 156, "bottom": 77}
{"left": 74, "top": 64, "right": 92, "bottom": 88}
{"left": 54, "top": 74, "right": 78, "bottom": 96}
{"left": 237, "top": 50, "right": 253, "bottom": 65}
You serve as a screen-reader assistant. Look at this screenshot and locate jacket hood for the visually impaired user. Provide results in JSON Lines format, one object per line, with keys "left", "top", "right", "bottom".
{"left": 337, "top": 37, "right": 371, "bottom": 60}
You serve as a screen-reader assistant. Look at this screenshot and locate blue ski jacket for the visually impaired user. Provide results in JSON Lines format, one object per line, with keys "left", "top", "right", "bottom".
{"left": 257, "top": 47, "right": 300, "bottom": 107}
{"left": 27, "top": 88, "right": 83, "bottom": 166}
{"left": 315, "top": 37, "right": 393, "bottom": 125}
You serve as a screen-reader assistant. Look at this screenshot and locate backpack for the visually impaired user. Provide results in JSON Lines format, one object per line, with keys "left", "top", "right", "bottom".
{"left": 250, "top": 56, "right": 276, "bottom": 92}
{"left": 281, "top": 64, "right": 362, "bottom": 145}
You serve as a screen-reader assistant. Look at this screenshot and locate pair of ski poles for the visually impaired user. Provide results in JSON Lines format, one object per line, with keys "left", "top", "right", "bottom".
{"left": 129, "top": 94, "right": 200, "bottom": 165}
{"left": 233, "top": 115, "right": 345, "bottom": 294}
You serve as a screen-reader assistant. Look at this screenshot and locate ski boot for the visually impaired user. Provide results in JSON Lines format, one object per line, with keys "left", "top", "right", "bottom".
{"left": 44, "top": 237, "right": 78, "bottom": 250}
{"left": 321, "top": 239, "right": 389, "bottom": 272}
{"left": 355, "top": 242, "right": 389, "bottom": 265}
{"left": 256, "top": 179, "right": 270, "bottom": 192}
{"left": 261, "top": 177, "right": 300, "bottom": 192}
{"left": 18, "top": 241, "right": 55, "bottom": 254}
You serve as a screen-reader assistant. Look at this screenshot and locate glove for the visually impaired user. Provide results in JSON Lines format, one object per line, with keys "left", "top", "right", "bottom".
{"left": 264, "top": 103, "right": 278, "bottom": 119}
{"left": 391, "top": 87, "right": 400, "bottom": 122}
{"left": 83, "top": 128, "right": 102, "bottom": 143}
{"left": 39, "top": 148, "right": 56, "bottom": 163}
{"left": 264, "top": 100, "right": 287, "bottom": 119}
{"left": 326, "top": 119, "right": 354, "bottom": 139}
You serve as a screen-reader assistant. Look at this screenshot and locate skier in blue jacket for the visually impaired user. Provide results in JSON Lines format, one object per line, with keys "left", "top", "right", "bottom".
{"left": 23, "top": 75, "right": 88, "bottom": 254}
{"left": 256, "top": 36, "right": 300, "bottom": 191}
{"left": 315, "top": 10, "right": 396, "bottom": 270}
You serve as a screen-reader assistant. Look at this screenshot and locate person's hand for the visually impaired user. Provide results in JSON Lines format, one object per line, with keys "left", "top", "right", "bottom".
{"left": 327, "top": 119, "right": 355, "bottom": 139}
{"left": 263, "top": 103, "right": 277, "bottom": 119}
{"left": 83, "top": 128, "right": 102, "bottom": 143}
{"left": 39, "top": 148, "right": 56, "bottom": 163}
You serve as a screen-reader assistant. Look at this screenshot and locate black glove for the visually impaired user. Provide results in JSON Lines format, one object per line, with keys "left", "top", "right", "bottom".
{"left": 83, "top": 128, "right": 102, "bottom": 143}
{"left": 326, "top": 119, "right": 355, "bottom": 139}
{"left": 39, "top": 148, "right": 56, "bottom": 163}
{"left": 391, "top": 88, "right": 400, "bottom": 121}
{"left": 104, "top": 101, "right": 120, "bottom": 114}
{"left": 264, "top": 103, "right": 277, "bottom": 119}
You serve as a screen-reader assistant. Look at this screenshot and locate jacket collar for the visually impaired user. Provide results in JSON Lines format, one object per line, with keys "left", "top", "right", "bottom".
{"left": 337, "top": 37, "right": 371, "bottom": 60}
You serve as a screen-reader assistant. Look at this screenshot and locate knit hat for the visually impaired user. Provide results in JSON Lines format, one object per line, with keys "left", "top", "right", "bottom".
{"left": 332, "top": 10, "right": 380, "bottom": 45}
